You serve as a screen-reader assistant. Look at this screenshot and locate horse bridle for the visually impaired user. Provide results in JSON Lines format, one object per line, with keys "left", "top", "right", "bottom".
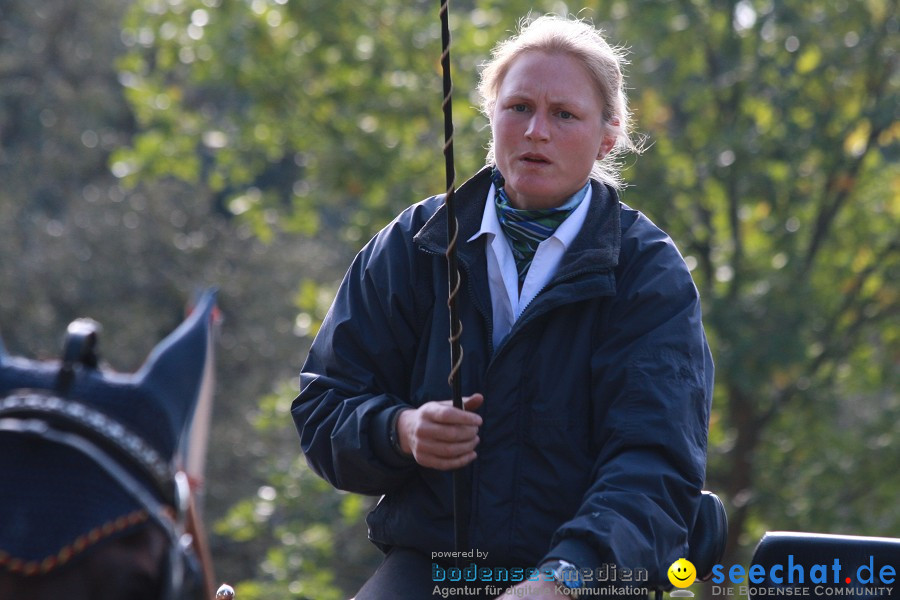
{"left": 0, "top": 320, "right": 205, "bottom": 600}
{"left": 0, "top": 392, "right": 205, "bottom": 600}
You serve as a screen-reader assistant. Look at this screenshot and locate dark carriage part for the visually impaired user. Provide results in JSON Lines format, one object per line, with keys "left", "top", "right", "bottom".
{"left": 749, "top": 531, "right": 900, "bottom": 598}
{"left": 690, "top": 491, "right": 729, "bottom": 581}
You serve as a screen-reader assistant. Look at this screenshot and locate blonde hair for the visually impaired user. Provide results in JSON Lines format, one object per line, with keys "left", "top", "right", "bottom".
{"left": 478, "top": 15, "right": 639, "bottom": 189}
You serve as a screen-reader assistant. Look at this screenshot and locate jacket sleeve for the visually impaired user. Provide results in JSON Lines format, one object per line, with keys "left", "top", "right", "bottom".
{"left": 543, "top": 213, "right": 714, "bottom": 584}
{"left": 291, "top": 211, "right": 429, "bottom": 495}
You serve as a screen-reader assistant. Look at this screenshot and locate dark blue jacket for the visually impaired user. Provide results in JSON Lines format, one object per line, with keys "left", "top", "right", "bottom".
{"left": 292, "top": 167, "right": 713, "bottom": 582}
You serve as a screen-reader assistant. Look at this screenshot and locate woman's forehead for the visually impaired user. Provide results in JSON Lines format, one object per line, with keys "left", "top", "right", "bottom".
{"left": 497, "top": 52, "right": 604, "bottom": 106}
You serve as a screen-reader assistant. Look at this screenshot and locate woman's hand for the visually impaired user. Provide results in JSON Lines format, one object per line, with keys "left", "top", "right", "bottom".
{"left": 397, "top": 394, "right": 483, "bottom": 470}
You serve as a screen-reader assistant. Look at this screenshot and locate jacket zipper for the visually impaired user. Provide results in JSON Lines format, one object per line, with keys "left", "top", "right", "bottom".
{"left": 491, "top": 266, "right": 613, "bottom": 365}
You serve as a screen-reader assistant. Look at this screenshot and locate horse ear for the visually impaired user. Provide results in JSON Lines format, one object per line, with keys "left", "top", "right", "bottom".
{"left": 135, "top": 289, "right": 218, "bottom": 438}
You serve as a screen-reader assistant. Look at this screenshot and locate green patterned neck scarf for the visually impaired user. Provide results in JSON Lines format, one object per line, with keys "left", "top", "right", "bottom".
{"left": 492, "top": 167, "right": 585, "bottom": 285}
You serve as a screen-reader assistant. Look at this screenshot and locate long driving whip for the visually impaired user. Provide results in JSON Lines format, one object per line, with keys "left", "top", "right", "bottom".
{"left": 437, "top": 0, "right": 468, "bottom": 558}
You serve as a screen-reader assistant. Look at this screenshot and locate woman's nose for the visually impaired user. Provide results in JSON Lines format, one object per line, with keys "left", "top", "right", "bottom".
{"left": 525, "top": 113, "right": 550, "bottom": 141}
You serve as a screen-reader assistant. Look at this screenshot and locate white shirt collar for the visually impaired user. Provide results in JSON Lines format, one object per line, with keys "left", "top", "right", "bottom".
{"left": 467, "top": 182, "right": 593, "bottom": 347}
{"left": 468, "top": 182, "right": 591, "bottom": 250}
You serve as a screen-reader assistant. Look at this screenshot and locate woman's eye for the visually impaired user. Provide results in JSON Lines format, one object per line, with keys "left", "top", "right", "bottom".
{"left": 558, "top": 110, "right": 574, "bottom": 120}
{"left": 511, "top": 104, "right": 528, "bottom": 112}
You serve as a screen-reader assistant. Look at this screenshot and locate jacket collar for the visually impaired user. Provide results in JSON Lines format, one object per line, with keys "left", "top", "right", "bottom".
{"left": 414, "top": 167, "right": 494, "bottom": 268}
{"left": 414, "top": 166, "right": 621, "bottom": 277}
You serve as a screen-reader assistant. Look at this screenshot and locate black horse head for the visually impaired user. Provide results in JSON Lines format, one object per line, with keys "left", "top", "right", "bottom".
{"left": 0, "top": 290, "right": 217, "bottom": 600}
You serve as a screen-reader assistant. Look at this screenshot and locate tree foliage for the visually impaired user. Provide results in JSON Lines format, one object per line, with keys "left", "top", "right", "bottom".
{"left": 0, "top": 0, "right": 348, "bottom": 590}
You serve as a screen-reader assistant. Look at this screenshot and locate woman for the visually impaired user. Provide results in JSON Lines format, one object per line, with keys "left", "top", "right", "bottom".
{"left": 293, "top": 15, "right": 713, "bottom": 599}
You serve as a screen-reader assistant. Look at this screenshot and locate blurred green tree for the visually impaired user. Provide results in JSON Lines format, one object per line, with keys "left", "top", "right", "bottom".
{"left": 0, "top": 0, "right": 348, "bottom": 591}
{"left": 113, "top": 0, "right": 898, "bottom": 597}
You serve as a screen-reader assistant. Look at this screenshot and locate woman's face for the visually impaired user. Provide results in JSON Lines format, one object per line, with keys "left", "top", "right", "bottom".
{"left": 491, "top": 51, "right": 615, "bottom": 210}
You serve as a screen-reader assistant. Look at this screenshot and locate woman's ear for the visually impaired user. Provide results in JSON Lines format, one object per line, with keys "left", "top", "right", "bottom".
{"left": 598, "top": 135, "right": 617, "bottom": 159}
{"left": 598, "top": 118, "right": 620, "bottom": 160}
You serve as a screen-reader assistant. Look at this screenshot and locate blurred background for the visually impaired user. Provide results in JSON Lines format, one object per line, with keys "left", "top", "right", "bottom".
{"left": 0, "top": 0, "right": 896, "bottom": 598}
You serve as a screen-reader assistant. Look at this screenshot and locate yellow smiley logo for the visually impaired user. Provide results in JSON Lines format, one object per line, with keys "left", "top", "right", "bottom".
{"left": 668, "top": 558, "right": 697, "bottom": 588}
